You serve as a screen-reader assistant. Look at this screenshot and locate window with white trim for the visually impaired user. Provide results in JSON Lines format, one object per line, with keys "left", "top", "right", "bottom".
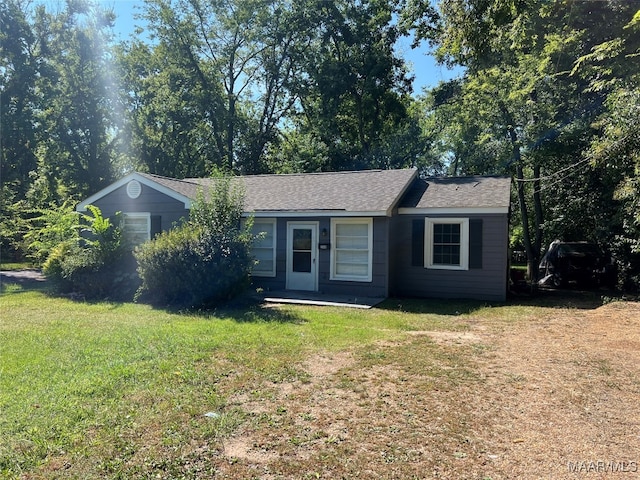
{"left": 250, "top": 219, "right": 277, "bottom": 277}
{"left": 425, "top": 218, "right": 469, "bottom": 270}
{"left": 123, "top": 213, "right": 151, "bottom": 245}
{"left": 330, "top": 218, "right": 373, "bottom": 282}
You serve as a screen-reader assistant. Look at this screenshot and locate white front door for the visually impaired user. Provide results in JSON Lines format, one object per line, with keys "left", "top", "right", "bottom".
{"left": 286, "top": 222, "right": 318, "bottom": 291}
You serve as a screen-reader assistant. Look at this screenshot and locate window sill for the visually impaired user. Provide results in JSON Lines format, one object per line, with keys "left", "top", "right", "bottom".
{"left": 330, "top": 275, "right": 372, "bottom": 283}
{"left": 425, "top": 264, "right": 469, "bottom": 271}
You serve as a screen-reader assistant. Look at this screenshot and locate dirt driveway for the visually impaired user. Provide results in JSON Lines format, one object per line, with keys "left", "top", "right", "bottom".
{"left": 211, "top": 298, "right": 640, "bottom": 479}
{"left": 465, "top": 300, "right": 640, "bottom": 479}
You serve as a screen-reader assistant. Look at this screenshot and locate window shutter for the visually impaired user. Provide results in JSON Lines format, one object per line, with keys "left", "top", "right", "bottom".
{"left": 411, "top": 219, "right": 425, "bottom": 267}
{"left": 151, "top": 215, "right": 162, "bottom": 238}
{"left": 469, "top": 219, "right": 483, "bottom": 269}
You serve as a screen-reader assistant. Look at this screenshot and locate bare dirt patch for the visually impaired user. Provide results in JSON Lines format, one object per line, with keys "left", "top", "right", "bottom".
{"left": 209, "top": 299, "right": 640, "bottom": 479}
{"left": 409, "top": 329, "right": 484, "bottom": 346}
{"left": 470, "top": 301, "right": 640, "bottom": 479}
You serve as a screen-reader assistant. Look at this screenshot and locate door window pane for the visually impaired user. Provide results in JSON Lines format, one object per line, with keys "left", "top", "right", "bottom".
{"left": 293, "top": 229, "right": 312, "bottom": 250}
{"left": 292, "top": 251, "right": 312, "bottom": 272}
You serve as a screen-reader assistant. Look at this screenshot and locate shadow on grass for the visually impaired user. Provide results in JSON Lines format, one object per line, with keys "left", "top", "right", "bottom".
{"left": 378, "top": 297, "right": 492, "bottom": 316}
{"left": 138, "top": 290, "right": 307, "bottom": 324}
{"left": 4, "top": 270, "right": 613, "bottom": 321}
{"left": 216, "top": 303, "right": 306, "bottom": 324}
{"left": 0, "top": 273, "right": 50, "bottom": 296}
{"left": 1, "top": 274, "right": 305, "bottom": 324}
{"left": 379, "top": 288, "right": 609, "bottom": 316}
{"left": 509, "top": 287, "right": 611, "bottom": 310}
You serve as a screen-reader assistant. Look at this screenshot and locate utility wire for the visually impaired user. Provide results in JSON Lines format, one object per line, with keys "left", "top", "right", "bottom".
{"left": 514, "top": 133, "right": 631, "bottom": 185}
{"left": 532, "top": 160, "right": 592, "bottom": 194}
{"left": 515, "top": 156, "right": 592, "bottom": 183}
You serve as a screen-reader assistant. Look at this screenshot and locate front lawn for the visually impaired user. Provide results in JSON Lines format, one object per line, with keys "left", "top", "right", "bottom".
{"left": 0, "top": 284, "right": 469, "bottom": 478}
{"left": 2, "top": 282, "right": 639, "bottom": 479}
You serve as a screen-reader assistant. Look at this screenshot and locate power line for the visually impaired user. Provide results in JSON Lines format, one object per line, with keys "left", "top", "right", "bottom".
{"left": 532, "top": 159, "right": 592, "bottom": 194}
{"left": 515, "top": 156, "right": 592, "bottom": 182}
{"left": 515, "top": 133, "right": 631, "bottom": 183}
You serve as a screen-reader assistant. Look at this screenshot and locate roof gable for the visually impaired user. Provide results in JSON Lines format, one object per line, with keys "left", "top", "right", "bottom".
{"left": 76, "top": 172, "right": 194, "bottom": 211}
{"left": 398, "top": 176, "right": 511, "bottom": 214}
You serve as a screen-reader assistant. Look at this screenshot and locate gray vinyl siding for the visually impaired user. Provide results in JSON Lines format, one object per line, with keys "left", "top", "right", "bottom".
{"left": 390, "top": 214, "right": 509, "bottom": 301}
{"left": 250, "top": 216, "right": 389, "bottom": 298}
{"left": 88, "top": 183, "right": 188, "bottom": 233}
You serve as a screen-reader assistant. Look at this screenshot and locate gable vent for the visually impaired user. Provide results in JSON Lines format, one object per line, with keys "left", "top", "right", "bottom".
{"left": 126, "top": 180, "right": 142, "bottom": 199}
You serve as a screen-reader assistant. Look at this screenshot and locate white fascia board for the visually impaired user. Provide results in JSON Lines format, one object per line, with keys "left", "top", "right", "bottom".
{"left": 398, "top": 206, "right": 509, "bottom": 215}
{"left": 243, "top": 210, "right": 388, "bottom": 218}
{"left": 76, "top": 172, "right": 193, "bottom": 211}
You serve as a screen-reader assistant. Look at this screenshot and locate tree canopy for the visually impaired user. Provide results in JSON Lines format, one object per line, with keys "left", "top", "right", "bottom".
{"left": 401, "top": 0, "right": 640, "bottom": 282}
{"left": 1, "top": 0, "right": 639, "bottom": 289}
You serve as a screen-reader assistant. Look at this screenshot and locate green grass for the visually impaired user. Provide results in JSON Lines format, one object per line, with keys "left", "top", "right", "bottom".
{"left": 0, "top": 262, "right": 34, "bottom": 271}
{"left": 0, "top": 282, "right": 604, "bottom": 478}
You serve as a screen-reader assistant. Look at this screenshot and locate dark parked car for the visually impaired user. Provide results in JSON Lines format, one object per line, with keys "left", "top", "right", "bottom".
{"left": 538, "top": 241, "right": 615, "bottom": 288}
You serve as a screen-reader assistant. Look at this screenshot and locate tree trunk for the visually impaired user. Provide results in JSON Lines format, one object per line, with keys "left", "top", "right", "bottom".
{"left": 532, "top": 163, "right": 544, "bottom": 268}
{"left": 509, "top": 126, "right": 538, "bottom": 281}
{"left": 227, "top": 91, "right": 235, "bottom": 171}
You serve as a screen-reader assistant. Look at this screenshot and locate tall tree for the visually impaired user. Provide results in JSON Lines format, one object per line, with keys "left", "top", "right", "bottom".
{"left": 27, "top": 0, "right": 118, "bottom": 202}
{"left": 122, "top": 0, "right": 307, "bottom": 176}
{"left": 403, "top": 0, "right": 640, "bottom": 279}
{"left": 295, "top": 0, "right": 414, "bottom": 171}
{"left": 579, "top": 8, "right": 640, "bottom": 289}
{"left": 0, "top": 0, "right": 39, "bottom": 198}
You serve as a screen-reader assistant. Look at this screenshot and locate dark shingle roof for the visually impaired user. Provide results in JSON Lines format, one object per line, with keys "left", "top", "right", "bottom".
{"left": 137, "top": 170, "right": 510, "bottom": 213}
{"left": 239, "top": 169, "right": 417, "bottom": 214}
{"left": 140, "top": 169, "right": 418, "bottom": 215}
{"left": 137, "top": 173, "right": 203, "bottom": 199}
{"left": 399, "top": 176, "right": 511, "bottom": 210}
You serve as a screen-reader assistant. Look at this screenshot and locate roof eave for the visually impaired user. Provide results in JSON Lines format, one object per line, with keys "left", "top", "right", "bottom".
{"left": 398, "top": 206, "right": 510, "bottom": 215}
{"left": 384, "top": 168, "right": 419, "bottom": 217}
{"left": 243, "top": 210, "right": 390, "bottom": 218}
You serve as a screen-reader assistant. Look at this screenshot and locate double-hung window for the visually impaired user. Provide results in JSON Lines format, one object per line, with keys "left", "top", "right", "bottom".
{"left": 250, "top": 219, "right": 277, "bottom": 277}
{"left": 330, "top": 218, "right": 373, "bottom": 282}
{"left": 425, "top": 218, "right": 469, "bottom": 270}
{"left": 123, "top": 213, "right": 151, "bottom": 246}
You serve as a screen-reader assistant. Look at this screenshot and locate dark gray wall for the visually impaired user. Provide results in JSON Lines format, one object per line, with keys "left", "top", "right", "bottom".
{"left": 88, "top": 183, "right": 189, "bottom": 233}
{"left": 390, "top": 214, "right": 509, "bottom": 301}
{"left": 251, "top": 216, "right": 390, "bottom": 298}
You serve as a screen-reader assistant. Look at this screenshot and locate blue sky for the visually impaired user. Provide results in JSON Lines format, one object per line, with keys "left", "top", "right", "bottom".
{"left": 104, "top": 0, "right": 463, "bottom": 94}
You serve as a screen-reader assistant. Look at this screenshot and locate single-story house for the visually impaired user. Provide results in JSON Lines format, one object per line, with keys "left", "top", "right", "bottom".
{"left": 77, "top": 168, "right": 511, "bottom": 301}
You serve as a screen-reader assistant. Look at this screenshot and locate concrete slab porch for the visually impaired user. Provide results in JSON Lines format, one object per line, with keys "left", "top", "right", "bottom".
{"left": 260, "top": 291, "right": 386, "bottom": 309}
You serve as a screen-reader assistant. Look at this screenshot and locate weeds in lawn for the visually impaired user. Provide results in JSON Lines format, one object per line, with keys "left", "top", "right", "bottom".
{"left": 2, "top": 282, "right": 636, "bottom": 479}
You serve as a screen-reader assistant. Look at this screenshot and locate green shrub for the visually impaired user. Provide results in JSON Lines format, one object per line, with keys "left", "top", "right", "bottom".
{"left": 0, "top": 185, "right": 32, "bottom": 263}
{"left": 42, "top": 242, "right": 75, "bottom": 292}
{"left": 42, "top": 206, "right": 140, "bottom": 300}
{"left": 135, "top": 176, "right": 253, "bottom": 309}
{"left": 24, "top": 200, "right": 81, "bottom": 266}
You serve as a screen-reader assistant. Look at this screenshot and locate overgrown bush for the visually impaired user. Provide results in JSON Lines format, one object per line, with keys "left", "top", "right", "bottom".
{"left": 43, "top": 206, "right": 140, "bottom": 300}
{"left": 24, "top": 200, "right": 80, "bottom": 265}
{"left": 0, "top": 185, "right": 32, "bottom": 263}
{"left": 135, "top": 176, "right": 253, "bottom": 309}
